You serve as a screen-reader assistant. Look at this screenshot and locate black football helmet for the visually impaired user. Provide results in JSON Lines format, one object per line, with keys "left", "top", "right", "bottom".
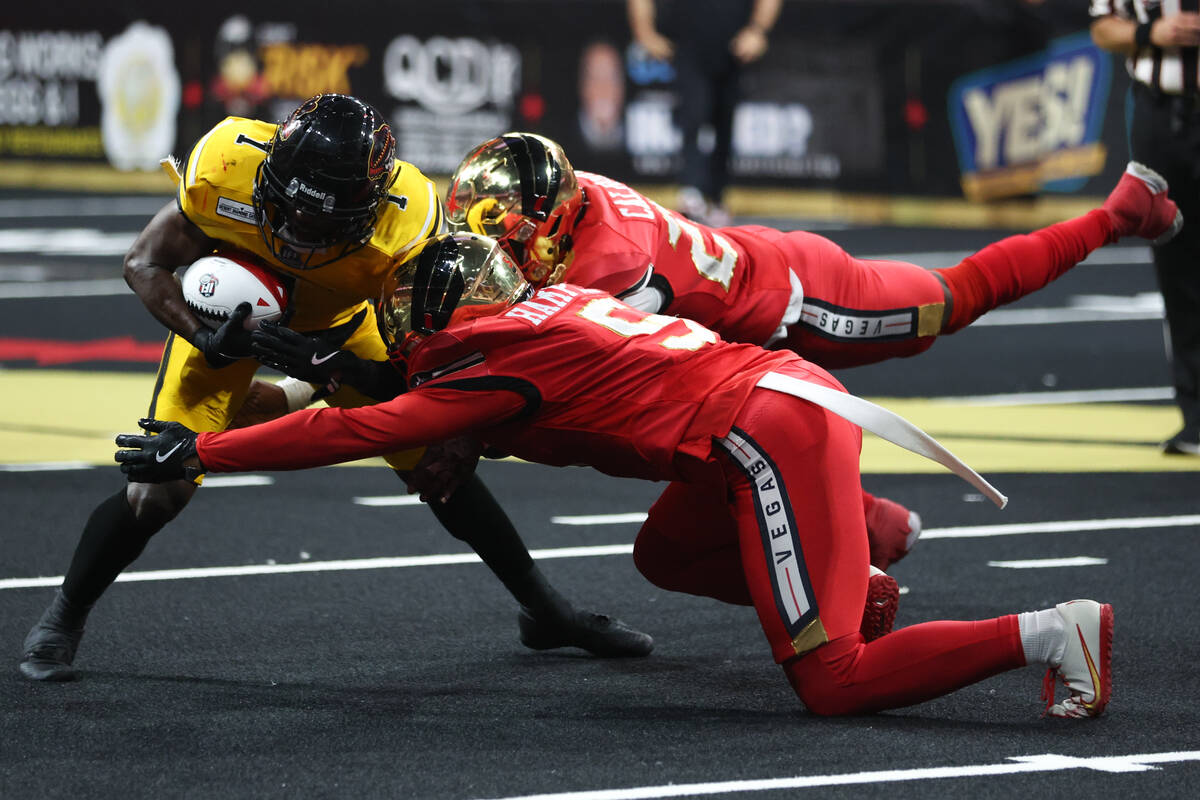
{"left": 253, "top": 94, "right": 398, "bottom": 269}
{"left": 378, "top": 233, "right": 531, "bottom": 364}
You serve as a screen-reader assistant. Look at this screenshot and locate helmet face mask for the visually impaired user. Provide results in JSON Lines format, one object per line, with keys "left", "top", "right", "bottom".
{"left": 445, "top": 133, "right": 582, "bottom": 289}
{"left": 378, "top": 233, "right": 531, "bottom": 366}
{"left": 253, "top": 94, "right": 398, "bottom": 269}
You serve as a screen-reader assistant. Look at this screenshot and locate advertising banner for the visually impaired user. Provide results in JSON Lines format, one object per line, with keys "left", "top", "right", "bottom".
{"left": 0, "top": 1, "right": 1134, "bottom": 200}
{"left": 949, "top": 33, "right": 1113, "bottom": 201}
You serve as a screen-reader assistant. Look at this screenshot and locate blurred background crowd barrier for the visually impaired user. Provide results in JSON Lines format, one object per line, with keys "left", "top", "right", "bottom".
{"left": 0, "top": 0, "right": 1123, "bottom": 201}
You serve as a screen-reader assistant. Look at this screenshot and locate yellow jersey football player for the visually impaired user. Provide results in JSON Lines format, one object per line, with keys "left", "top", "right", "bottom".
{"left": 20, "top": 94, "right": 651, "bottom": 683}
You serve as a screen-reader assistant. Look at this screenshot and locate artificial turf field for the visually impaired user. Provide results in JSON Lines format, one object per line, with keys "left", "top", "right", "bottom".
{"left": 1, "top": 196, "right": 1197, "bottom": 798}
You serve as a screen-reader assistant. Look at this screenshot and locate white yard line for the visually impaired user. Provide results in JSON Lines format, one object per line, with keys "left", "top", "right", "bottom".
{"left": 473, "top": 751, "right": 1200, "bottom": 800}
{"left": 987, "top": 556, "right": 1109, "bottom": 568}
{"left": 3, "top": 514, "right": 1196, "bottom": 591}
{"left": 0, "top": 544, "right": 636, "bottom": 590}
{"left": 921, "top": 514, "right": 1200, "bottom": 538}
{"left": 353, "top": 495, "right": 426, "bottom": 506}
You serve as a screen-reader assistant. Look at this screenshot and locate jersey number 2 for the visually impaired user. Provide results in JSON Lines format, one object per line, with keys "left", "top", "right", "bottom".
{"left": 651, "top": 201, "right": 738, "bottom": 291}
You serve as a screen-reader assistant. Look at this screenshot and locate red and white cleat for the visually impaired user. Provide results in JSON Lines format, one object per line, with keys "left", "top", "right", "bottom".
{"left": 1042, "top": 599, "right": 1114, "bottom": 718}
{"left": 1102, "top": 162, "right": 1183, "bottom": 245}
{"left": 864, "top": 493, "right": 921, "bottom": 572}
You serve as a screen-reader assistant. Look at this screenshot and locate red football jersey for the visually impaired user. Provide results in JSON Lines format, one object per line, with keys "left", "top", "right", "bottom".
{"left": 197, "top": 285, "right": 802, "bottom": 480}
{"left": 566, "top": 172, "right": 795, "bottom": 345}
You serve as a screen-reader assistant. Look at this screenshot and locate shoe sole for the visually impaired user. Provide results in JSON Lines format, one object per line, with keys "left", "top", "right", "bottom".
{"left": 860, "top": 572, "right": 899, "bottom": 642}
{"left": 517, "top": 610, "right": 655, "bottom": 658}
{"left": 1152, "top": 210, "right": 1184, "bottom": 246}
{"left": 1066, "top": 603, "right": 1113, "bottom": 717}
{"left": 1089, "top": 603, "right": 1114, "bottom": 715}
{"left": 1162, "top": 439, "right": 1200, "bottom": 456}
{"left": 19, "top": 660, "right": 78, "bottom": 682}
{"left": 905, "top": 511, "right": 922, "bottom": 552}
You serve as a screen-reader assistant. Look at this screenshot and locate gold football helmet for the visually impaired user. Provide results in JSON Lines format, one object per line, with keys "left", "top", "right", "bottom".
{"left": 444, "top": 133, "right": 583, "bottom": 289}
{"left": 378, "top": 233, "right": 531, "bottom": 366}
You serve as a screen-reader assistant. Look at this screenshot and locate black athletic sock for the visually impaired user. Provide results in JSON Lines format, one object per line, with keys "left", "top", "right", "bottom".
{"left": 61, "top": 487, "right": 161, "bottom": 608}
{"left": 424, "top": 473, "right": 572, "bottom": 619}
{"left": 36, "top": 588, "right": 92, "bottom": 633}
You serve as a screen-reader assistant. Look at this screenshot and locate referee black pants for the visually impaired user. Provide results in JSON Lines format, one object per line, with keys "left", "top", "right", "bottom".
{"left": 1129, "top": 83, "right": 1200, "bottom": 439}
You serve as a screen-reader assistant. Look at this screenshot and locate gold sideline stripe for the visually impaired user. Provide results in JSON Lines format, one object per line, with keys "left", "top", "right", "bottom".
{"left": 0, "top": 370, "right": 1194, "bottom": 473}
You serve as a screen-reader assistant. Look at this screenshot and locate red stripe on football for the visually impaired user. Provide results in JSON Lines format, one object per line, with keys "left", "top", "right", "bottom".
{"left": 180, "top": 252, "right": 290, "bottom": 330}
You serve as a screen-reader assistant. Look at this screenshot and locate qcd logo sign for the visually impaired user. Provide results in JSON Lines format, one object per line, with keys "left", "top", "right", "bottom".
{"left": 382, "top": 35, "right": 519, "bottom": 115}
{"left": 949, "top": 33, "right": 1111, "bottom": 200}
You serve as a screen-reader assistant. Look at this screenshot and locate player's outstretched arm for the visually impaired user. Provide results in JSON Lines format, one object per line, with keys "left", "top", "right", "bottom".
{"left": 114, "top": 419, "right": 205, "bottom": 484}
{"left": 120, "top": 385, "right": 527, "bottom": 477}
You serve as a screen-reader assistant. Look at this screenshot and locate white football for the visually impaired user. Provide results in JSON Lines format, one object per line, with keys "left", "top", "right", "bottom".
{"left": 180, "top": 253, "right": 290, "bottom": 330}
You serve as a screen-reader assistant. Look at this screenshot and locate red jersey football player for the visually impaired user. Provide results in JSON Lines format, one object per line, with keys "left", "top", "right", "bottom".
{"left": 115, "top": 234, "right": 1112, "bottom": 718}
{"left": 443, "top": 132, "right": 1182, "bottom": 572}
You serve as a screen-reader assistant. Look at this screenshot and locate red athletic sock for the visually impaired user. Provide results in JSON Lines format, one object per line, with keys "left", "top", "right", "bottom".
{"left": 936, "top": 209, "right": 1114, "bottom": 333}
{"left": 784, "top": 615, "right": 1025, "bottom": 715}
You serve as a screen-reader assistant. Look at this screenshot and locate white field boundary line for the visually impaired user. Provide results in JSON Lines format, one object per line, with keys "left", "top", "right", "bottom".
{"left": 3, "top": 514, "right": 1197, "bottom": 591}
{"left": 472, "top": 751, "right": 1200, "bottom": 800}
{"left": 551, "top": 513, "right": 1200, "bottom": 537}
{"left": 0, "top": 544, "right": 636, "bottom": 590}
{"left": 921, "top": 514, "right": 1200, "bottom": 539}
{"left": 987, "top": 557, "right": 1109, "bottom": 569}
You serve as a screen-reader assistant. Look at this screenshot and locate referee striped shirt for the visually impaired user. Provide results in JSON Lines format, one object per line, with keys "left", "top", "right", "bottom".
{"left": 1090, "top": 0, "right": 1200, "bottom": 94}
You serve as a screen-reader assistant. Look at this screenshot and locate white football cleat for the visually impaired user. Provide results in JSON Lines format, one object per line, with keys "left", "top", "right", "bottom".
{"left": 1042, "top": 599, "right": 1113, "bottom": 718}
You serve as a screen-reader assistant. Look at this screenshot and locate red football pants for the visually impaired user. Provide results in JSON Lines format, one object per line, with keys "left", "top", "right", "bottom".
{"left": 633, "top": 363, "right": 1026, "bottom": 714}
{"left": 758, "top": 210, "right": 1114, "bottom": 369}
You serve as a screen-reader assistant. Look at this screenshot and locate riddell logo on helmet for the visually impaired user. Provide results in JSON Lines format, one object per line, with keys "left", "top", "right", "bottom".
{"left": 288, "top": 179, "right": 328, "bottom": 202}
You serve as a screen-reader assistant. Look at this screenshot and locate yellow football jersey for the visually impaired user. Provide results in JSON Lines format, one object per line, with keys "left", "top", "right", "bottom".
{"left": 173, "top": 116, "right": 443, "bottom": 331}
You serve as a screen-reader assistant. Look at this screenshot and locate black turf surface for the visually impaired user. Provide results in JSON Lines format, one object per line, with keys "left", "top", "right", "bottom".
{"left": 2, "top": 204, "right": 1198, "bottom": 798}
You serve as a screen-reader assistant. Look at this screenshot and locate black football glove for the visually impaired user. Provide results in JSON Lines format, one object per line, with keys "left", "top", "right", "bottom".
{"left": 114, "top": 419, "right": 205, "bottom": 484}
{"left": 396, "top": 436, "right": 484, "bottom": 504}
{"left": 251, "top": 320, "right": 406, "bottom": 401}
{"left": 192, "top": 302, "right": 254, "bottom": 368}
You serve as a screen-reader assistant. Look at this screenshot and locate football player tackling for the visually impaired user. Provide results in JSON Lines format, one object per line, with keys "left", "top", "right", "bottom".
{"left": 116, "top": 234, "right": 1114, "bottom": 719}
{"left": 442, "top": 132, "right": 1182, "bottom": 573}
{"left": 19, "top": 95, "right": 651, "bottom": 682}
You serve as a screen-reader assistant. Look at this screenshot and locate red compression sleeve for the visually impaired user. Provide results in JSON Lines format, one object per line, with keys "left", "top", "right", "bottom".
{"left": 937, "top": 209, "right": 1113, "bottom": 333}
{"left": 785, "top": 615, "right": 1025, "bottom": 715}
{"left": 196, "top": 387, "right": 525, "bottom": 473}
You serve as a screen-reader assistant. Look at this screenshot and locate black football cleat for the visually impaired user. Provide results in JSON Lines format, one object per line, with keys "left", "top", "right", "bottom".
{"left": 518, "top": 607, "right": 654, "bottom": 658}
{"left": 20, "top": 618, "right": 83, "bottom": 682}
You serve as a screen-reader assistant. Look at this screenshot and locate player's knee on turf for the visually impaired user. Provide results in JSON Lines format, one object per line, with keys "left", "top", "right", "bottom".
{"left": 782, "top": 637, "right": 872, "bottom": 716}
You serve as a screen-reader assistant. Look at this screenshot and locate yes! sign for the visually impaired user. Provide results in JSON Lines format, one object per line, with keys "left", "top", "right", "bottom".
{"left": 948, "top": 33, "right": 1112, "bottom": 201}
